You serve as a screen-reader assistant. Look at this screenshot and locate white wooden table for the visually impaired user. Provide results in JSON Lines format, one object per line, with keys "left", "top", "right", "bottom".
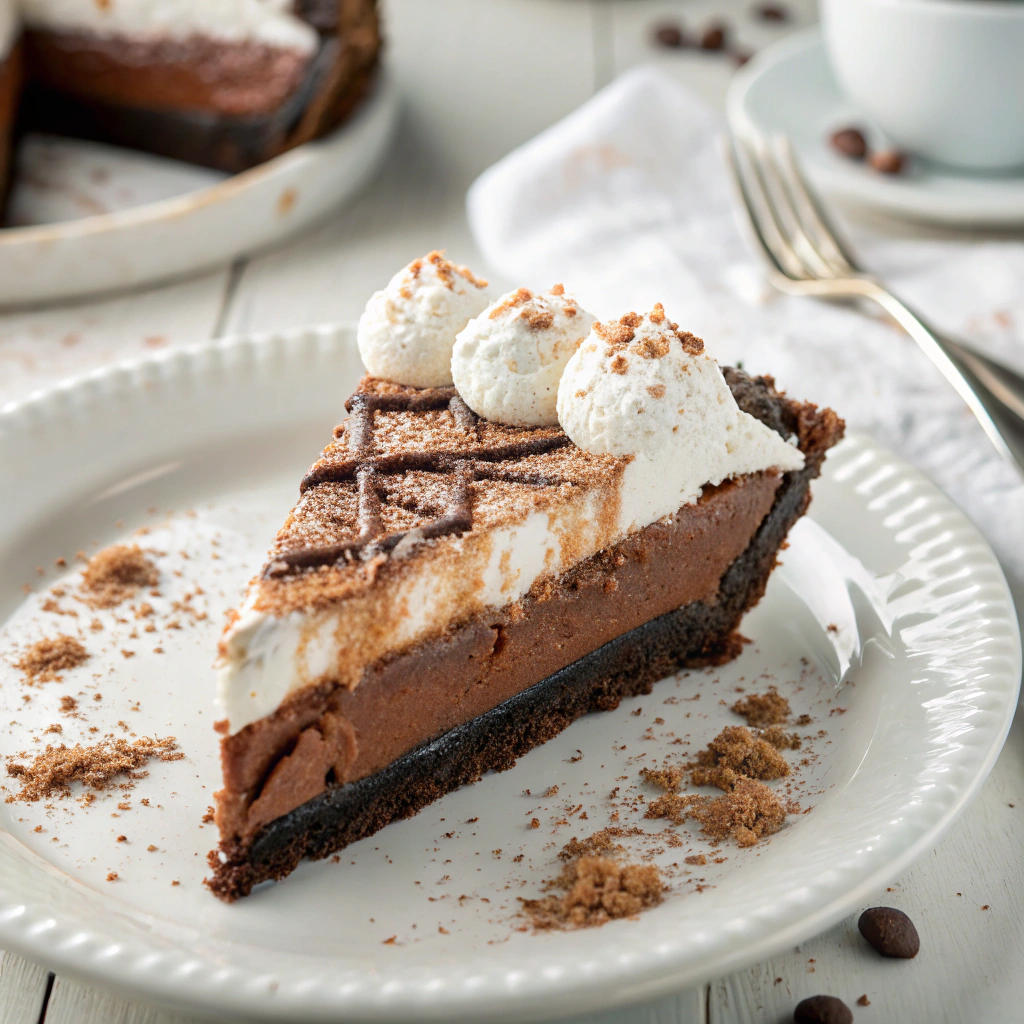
{"left": 2, "top": 2, "right": 1022, "bottom": 1021}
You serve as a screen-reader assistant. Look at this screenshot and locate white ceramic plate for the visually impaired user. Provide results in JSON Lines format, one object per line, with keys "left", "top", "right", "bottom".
{"left": 0, "top": 72, "right": 397, "bottom": 308}
{"left": 727, "top": 29, "right": 1024, "bottom": 227}
{"left": 0, "top": 326, "right": 1018, "bottom": 1022}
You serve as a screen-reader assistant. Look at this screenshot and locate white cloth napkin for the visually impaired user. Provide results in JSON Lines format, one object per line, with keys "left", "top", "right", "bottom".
{"left": 468, "top": 67, "right": 1024, "bottom": 607}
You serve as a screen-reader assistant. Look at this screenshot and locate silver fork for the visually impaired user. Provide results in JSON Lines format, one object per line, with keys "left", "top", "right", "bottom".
{"left": 725, "top": 131, "right": 1024, "bottom": 477}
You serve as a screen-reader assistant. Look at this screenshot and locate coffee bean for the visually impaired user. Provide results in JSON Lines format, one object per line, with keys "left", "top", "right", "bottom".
{"left": 829, "top": 128, "right": 867, "bottom": 160}
{"left": 654, "top": 23, "right": 686, "bottom": 48}
{"left": 869, "top": 150, "right": 906, "bottom": 175}
{"left": 755, "top": 3, "right": 789, "bottom": 21}
{"left": 859, "top": 906, "right": 919, "bottom": 956}
{"left": 794, "top": 995, "right": 853, "bottom": 1024}
{"left": 700, "top": 22, "right": 729, "bottom": 50}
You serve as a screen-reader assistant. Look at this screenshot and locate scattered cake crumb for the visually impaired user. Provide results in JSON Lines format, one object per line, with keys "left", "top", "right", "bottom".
{"left": 5, "top": 736, "right": 182, "bottom": 802}
{"left": 14, "top": 635, "right": 89, "bottom": 684}
{"left": 730, "top": 686, "right": 790, "bottom": 727}
{"left": 79, "top": 545, "right": 159, "bottom": 609}
{"left": 106, "top": 872, "right": 118, "bottom": 882}
{"left": 684, "top": 854, "right": 707, "bottom": 866}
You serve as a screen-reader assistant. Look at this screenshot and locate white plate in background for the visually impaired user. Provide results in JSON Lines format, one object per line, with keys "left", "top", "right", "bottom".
{"left": 0, "top": 324, "right": 1018, "bottom": 1021}
{"left": 0, "top": 72, "right": 397, "bottom": 308}
{"left": 728, "top": 30, "right": 1024, "bottom": 227}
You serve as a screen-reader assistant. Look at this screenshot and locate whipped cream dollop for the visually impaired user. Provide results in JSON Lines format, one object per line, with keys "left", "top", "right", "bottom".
{"left": 557, "top": 305, "right": 805, "bottom": 505}
{"left": 451, "top": 285, "right": 595, "bottom": 426}
{"left": 357, "top": 251, "right": 490, "bottom": 388}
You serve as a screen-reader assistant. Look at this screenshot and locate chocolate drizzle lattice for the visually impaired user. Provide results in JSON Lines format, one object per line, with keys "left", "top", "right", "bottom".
{"left": 265, "top": 386, "right": 572, "bottom": 578}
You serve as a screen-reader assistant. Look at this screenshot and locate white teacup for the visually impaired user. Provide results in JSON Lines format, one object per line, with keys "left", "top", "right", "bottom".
{"left": 821, "top": 0, "right": 1024, "bottom": 172}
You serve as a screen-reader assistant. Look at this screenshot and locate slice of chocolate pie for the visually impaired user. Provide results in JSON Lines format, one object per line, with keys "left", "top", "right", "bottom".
{"left": 207, "top": 254, "right": 843, "bottom": 900}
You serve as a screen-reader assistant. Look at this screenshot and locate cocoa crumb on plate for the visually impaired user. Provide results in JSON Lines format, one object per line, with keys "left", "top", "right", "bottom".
{"left": 14, "top": 635, "right": 89, "bottom": 684}
{"left": 521, "top": 856, "right": 663, "bottom": 931}
{"left": 730, "top": 686, "right": 790, "bottom": 727}
{"left": 79, "top": 545, "right": 159, "bottom": 609}
{"left": 5, "top": 736, "right": 183, "bottom": 802}
{"left": 689, "top": 725, "right": 790, "bottom": 790}
{"left": 646, "top": 777, "right": 790, "bottom": 847}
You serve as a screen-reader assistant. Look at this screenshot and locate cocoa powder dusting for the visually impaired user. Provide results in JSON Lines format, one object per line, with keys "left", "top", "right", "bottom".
{"left": 14, "top": 635, "right": 89, "bottom": 684}
{"left": 79, "top": 545, "right": 159, "bottom": 609}
{"left": 5, "top": 736, "right": 182, "bottom": 802}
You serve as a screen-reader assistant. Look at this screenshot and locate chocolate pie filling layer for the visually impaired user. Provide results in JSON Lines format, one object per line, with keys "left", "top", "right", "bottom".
{"left": 207, "top": 369, "right": 842, "bottom": 900}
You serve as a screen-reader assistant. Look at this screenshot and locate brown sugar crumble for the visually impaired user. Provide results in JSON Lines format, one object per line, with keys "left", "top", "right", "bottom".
{"left": 5, "top": 736, "right": 183, "bottom": 802}
{"left": 730, "top": 686, "right": 790, "bottom": 727}
{"left": 14, "top": 635, "right": 89, "bottom": 684}
{"left": 79, "top": 545, "right": 159, "bottom": 609}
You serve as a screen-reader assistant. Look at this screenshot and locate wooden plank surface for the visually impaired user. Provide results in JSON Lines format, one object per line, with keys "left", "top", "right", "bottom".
{"left": 41, "top": 976, "right": 198, "bottom": 1024}
{"left": 2, "top": 2, "right": 1023, "bottom": 1023}
{"left": 0, "top": 951, "right": 49, "bottom": 1024}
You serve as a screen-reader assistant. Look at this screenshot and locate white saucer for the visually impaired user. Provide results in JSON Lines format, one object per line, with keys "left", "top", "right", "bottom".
{"left": 0, "top": 71, "right": 398, "bottom": 308}
{"left": 0, "top": 326, "right": 1019, "bottom": 1021}
{"left": 727, "top": 29, "right": 1024, "bottom": 228}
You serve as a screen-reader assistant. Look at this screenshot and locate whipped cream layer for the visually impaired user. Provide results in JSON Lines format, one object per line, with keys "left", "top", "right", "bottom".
{"left": 20, "top": 0, "right": 318, "bottom": 52}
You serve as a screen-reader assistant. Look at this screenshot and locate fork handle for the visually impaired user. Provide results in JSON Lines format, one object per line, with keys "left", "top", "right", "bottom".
{"left": 861, "top": 280, "right": 1024, "bottom": 476}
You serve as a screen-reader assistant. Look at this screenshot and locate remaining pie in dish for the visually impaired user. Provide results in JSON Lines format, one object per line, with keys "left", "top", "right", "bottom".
{"left": 207, "top": 252, "right": 844, "bottom": 900}
{"left": 0, "top": 0, "right": 380, "bottom": 203}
